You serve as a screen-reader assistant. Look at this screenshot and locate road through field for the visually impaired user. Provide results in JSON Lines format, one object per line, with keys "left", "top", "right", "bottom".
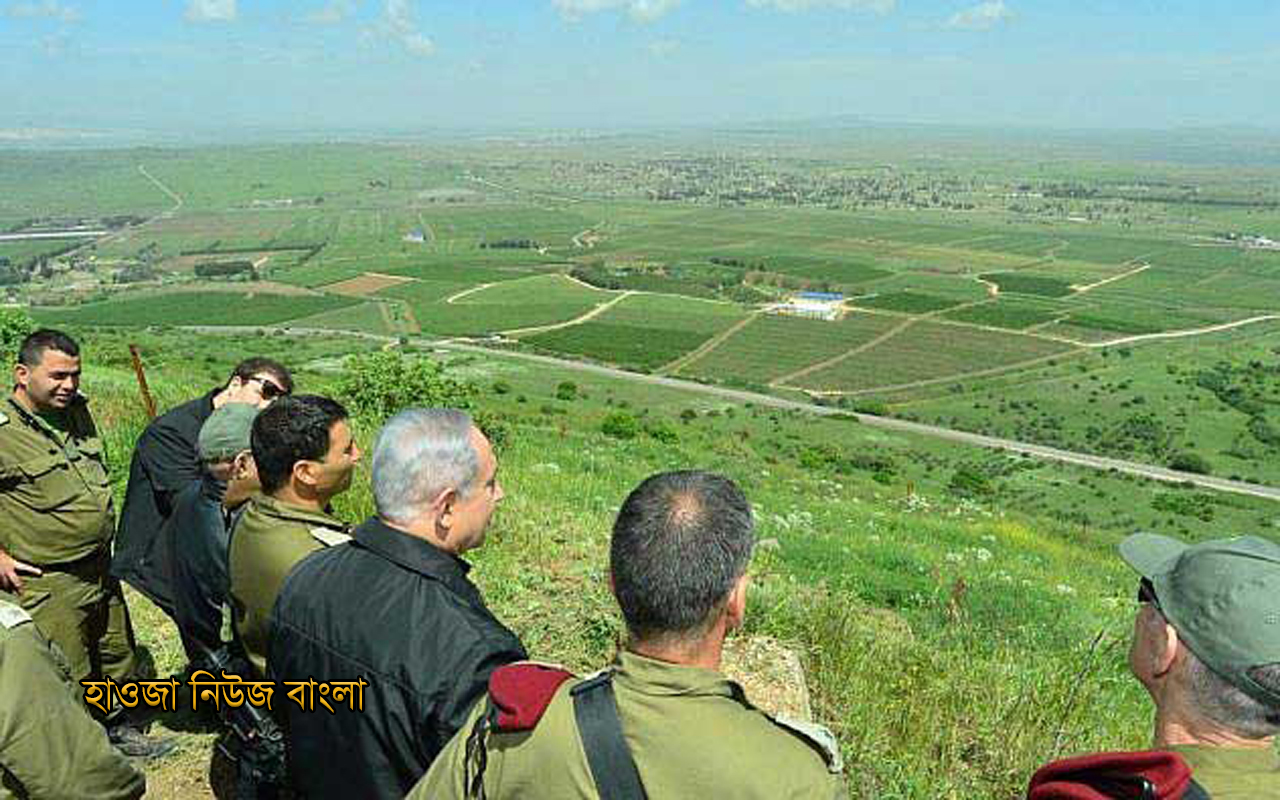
{"left": 181, "top": 324, "right": 1280, "bottom": 502}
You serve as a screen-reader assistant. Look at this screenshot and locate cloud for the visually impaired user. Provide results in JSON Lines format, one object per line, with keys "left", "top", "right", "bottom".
{"left": 946, "top": 0, "right": 1011, "bottom": 30}
{"left": 552, "top": 0, "right": 682, "bottom": 24}
{"left": 366, "top": 0, "right": 434, "bottom": 56}
{"left": 3, "top": 0, "right": 81, "bottom": 22}
{"left": 744, "top": 0, "right": 895, "bottom": 13}
{"left": 307, "top": 0, "right": 357, "bottom": 25}
{"left": 185, "top": 0, "right": 237, "bottom": 23}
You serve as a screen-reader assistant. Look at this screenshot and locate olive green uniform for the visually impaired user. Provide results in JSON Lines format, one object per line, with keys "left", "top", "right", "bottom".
{"left": 1171, "top": 744, "right": 1280, "bottom": 799}
{"left": 0, "top": 396, "right": 138, "bottom": 686}
{"left": 228, "top": 495, "right": 349, "bottom": 677}
{"left": 0, "top": 595, "right": 144, "bottom": 800}
{"left": 412, "top": 650, "right": 845, "bottom": 799}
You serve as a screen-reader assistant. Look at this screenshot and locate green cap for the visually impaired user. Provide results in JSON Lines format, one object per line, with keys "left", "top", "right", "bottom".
{"left": 1120, "top": 532, "right": 1280, "bottom": 707}
{"left": 197, "top": 402, "right": 258, "bottom": 462}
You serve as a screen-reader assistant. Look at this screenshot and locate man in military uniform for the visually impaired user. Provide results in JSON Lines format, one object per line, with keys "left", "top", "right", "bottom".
{"left": 0, "top": 329, "right": 169, "bottom": 757}
{"left": 270, "top": 408, "right": 526, "bottom": 799}
{"left": 113, "top": 357, "right": 291, "bottom": 618}
{"left": 412, "top": 470, "right": 844, "bottom": 799}
{"left": 228, "top": 394, "right": 359, "bottom": 677}
{"left": 1029, "top": 533, "right": 1280, "bottom": 798}
{"left": 0, "top": 593, "right": 145, "bottom": 799}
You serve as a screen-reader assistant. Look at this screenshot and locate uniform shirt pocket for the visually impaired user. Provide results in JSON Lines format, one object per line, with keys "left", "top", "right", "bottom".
{"left": 11, "top": 454, "right": 81, "bottom": 511}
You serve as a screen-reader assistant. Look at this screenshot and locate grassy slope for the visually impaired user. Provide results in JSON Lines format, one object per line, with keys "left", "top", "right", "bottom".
{"left": 69, "top": 329, "right": 1280, "bottom": 799}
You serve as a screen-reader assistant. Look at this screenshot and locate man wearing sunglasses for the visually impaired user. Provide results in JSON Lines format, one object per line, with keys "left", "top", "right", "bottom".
{"left": 111, "top": 357, "right": 292, "bottom": 621}
{"left": 1030, "top": 533, "right": 1280, "bottom": 798}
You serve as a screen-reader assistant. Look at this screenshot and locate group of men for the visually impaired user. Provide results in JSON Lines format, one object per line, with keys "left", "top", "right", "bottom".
{"left": 0, "top": 326, "right": 1276, "bottom": 799}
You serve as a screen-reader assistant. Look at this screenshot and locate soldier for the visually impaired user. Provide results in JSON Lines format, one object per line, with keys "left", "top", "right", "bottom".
{"left": 1028, "top": 533, "right": 1280, "bottom": 798}
{"left": 269, "top": 408, "right": 526, "bottom": 799}
{"left": 411, "top": 470, "right": 845, "bottom": 799}
{"left": 0, "top": 594, "right": 145, "bottom": 799}
{"left": 113, "top": 356, "right": 291, "bottom": 618}
{"left": 165, "top": 402, "right": 260, "bottom": 665}
{"left": 0, "top": 329, "right": 170, "bottom": 757}
{"left": 227, "top": 394, "right": 359, "bottom": 677}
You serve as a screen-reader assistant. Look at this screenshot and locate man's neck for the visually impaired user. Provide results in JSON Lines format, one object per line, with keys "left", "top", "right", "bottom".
{"left": 627, "top": 632, "right": 724, "bottom": 672}
{"left": 1153, "top": 708, "right": 1275, "bottom": 749}
{"left": 268, "top": 485, "right": 327, "bottom": 514}
{"left": 11, "top": 390, "right": 49, "bottom": 418}
{"left": 379, "top": 516, "right": 455, "bottom": 553}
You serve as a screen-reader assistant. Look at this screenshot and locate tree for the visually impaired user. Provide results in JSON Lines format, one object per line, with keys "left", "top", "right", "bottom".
{"left": 336, "top": 350, "right": 476, "bottom": 423}
{"left": 0, "top": 309, "right": 33, "bottom": 364}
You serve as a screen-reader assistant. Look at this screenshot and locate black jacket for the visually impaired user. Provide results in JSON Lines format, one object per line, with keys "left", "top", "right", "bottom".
{"left": 164, "top": 472, "right": 233, "bottom": 662}
{"left": 269, "top": 517, "right": 527, "bottom": 800}
{"left": 111, "top": 388, "right": 219, "bottom": 611}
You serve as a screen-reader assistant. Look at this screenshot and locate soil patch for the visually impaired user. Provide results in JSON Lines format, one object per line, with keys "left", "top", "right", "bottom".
{"left": 323, "top": 272, "right": 416, "bottom": 297}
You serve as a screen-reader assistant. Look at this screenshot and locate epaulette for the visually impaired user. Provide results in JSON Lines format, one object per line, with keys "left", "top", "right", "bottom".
{"left": 0, "top": 410, "right": 8, "bottom": 426}
{"left": 770, "top": 716, "right": 844, "bottom": 774}
{"left": 489, "top": 661, "right": 575, "bottom": 732}
{"left": 0, "top": 602, "right": 32, "bottom": 629}
{"left": 310, "top": 526, "right": 352, "bottom": 547}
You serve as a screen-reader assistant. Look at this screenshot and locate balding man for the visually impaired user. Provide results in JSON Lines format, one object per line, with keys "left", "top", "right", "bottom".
{"left": 269, "top": 408, "right": 526, "bottom": 799}
{"left": 1029, "top": 533, "right": 1280, "bottom": 798}
{"left": 411, "top": 470, "right": 844, "bottom": 800}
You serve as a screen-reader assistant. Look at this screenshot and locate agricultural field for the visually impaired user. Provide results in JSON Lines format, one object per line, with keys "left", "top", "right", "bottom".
{"left": 795, "top": 320, "right": 1078, "bottom": 394}
{"left": 32, "top": 289, "right": 358, "bottom": 327}
{"left": 390, "top": 274, "right": 609, "bottom": 337}
{"left": 941, "top": 297, "right": 1070, "bottom": 330}
{"left": 522, "top": 293, "right": 747, "bottom": 370}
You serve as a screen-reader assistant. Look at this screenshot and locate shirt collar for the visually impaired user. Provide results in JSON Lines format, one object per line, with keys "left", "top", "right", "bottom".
{"left": 612, "top": 650, "right": 740, "bottom": 699}
{"left": 351, "top": 516, "right": 477, "bottom": 595}
{"left": 1169, "top": 743, "right": 1280, "bottom": 772}
{"left": 252, "top": 494, "right": 347, "bottom": 530}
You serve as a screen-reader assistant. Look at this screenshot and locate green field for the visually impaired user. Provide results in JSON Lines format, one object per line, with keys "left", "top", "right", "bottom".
{"left": 942, "top": 297, "right": 1070, "bottom": 330}
{"left": 33, "top": 290, "right": 358, "bottom": 327}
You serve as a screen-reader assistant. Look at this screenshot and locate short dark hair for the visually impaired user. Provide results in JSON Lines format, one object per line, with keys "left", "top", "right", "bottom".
{"left": 251, "top": 394, "right": 348, "bottom": 495}
{"left": 229, "top": 357, "right": 293, "bottom": 394}
{"left": 610, "top": 471, "right": 754, "bottom": 642}
{"left": 18, "top": 329, "right": 79, "bottom": 367}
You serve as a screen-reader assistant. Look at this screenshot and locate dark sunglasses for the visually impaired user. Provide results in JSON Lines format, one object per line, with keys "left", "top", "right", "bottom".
{"left": 1137, "top": 578, "right": 1161, "bottom": 611}
{"left": 250, "top": 376, "right": 289, "bottom": 401}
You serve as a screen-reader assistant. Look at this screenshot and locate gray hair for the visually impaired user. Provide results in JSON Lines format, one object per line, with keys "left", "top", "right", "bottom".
{"left": 1185, "top": 650, "right": 1280, "bottom": 739}
{"left": 372, "top": 408, "right": 479, "bottom": 525}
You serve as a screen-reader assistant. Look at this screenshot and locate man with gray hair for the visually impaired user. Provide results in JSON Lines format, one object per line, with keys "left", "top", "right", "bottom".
{"left": 1028, "top": 533, "right": 1280, "bottom": 798}
{"left": 268, "top": 408, "right": 526, "bottom": 799}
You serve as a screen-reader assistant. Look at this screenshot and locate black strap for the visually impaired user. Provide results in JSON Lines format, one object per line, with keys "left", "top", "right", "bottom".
{"left": 571, "top": 673, "right": 647, "bottom": 800}
{"left": 1183, "top": 778, "right": 1211, "bottom": 800}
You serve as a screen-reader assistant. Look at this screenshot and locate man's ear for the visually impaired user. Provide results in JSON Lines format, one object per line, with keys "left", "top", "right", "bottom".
{"left": 292, "top": 459, "right": 318, "bottom": 489}
{"left": 1153, "top": 620, "right": 1181, "bottom": 678}
{"left": 725, "top": 574, "right": 749, "bottom": 632}
{"left": 13, "top": 363, "right": 28, "bottom": 388}
{"left": 431, "top": 487, "right": 458, "bottom": 532}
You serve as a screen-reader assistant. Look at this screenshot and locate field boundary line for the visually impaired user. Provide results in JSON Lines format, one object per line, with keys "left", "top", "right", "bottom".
{"left": 445, "top": 283, "right": 495, "bottom": 304}
{"left": 770, "top": 315, "right": 919, "bottom": 387}
{"left": 798, "top": 347, "right": 1086, "bottom": 397}
{"left": 1086, "top": 315, "right": 1280, "bottom": 348}
{"left": 1071, "top": 262, "right": 1150, "bottom": 294}
{"left": 174, "top": 325, "right": 1280, "bottom": 503}
{"left": 500, "top": 290, "right": 635, "bottom": 337}
{"left": 661, "top": 313, "right": 759, "bottom": 375}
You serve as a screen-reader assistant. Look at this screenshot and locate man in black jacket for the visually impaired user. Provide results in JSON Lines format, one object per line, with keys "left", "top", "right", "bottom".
{"left": 269, "top": 407, "right": 526, "bottom": 799}
{"left": 111, "top": 357, "right": 291, "bottom": 615}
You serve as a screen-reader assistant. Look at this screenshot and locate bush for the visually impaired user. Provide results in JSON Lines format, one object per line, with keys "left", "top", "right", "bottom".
{"left": 0, "top": 308, "right": 34, "bottom": 364}
{"left": 335, "top": 350, "right": 476, "bottom": 423}
{"left": 492, "top": 380, "right": 512, "bottom": 395}
{"left": 1167, "top": 452, "right": 1212, "bottom": 475}
{"left": 644, "top": 420, "right": 679, "bottom": 444}
{"left": 555, "top": 381, "right": 578, "bottom": 401}
{"left": 948, "top": 465, "right": 996, "bottom": 498}
{"left": 601, "top": 411, "right": 640, "bottom": 440}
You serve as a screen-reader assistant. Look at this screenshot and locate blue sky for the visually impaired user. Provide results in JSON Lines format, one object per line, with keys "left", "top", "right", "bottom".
{"left": 2, "top": 0, "right": 1278, "bottom": 134}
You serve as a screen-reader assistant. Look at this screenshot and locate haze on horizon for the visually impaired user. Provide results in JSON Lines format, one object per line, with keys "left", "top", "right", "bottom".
{"left": 2, "top": 0, "right": 1278, "bottom": 138}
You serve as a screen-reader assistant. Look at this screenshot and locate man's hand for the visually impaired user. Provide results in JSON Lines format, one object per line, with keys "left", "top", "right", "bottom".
{"left": 0, "top": 550, "right": 41, "bottom": 593}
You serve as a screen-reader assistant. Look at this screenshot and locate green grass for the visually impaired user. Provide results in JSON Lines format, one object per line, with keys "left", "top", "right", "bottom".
{"left": 943, "top": 298, "right": 1069, "bottom": 330}
{"left": 855, "top": 290, "right": 964, "bottom": 314}
{"left": 402, "top": 274, "right": 609, "bottom": 336}
{"left": 33, "top": 291, "right": 358, "bottom": 327}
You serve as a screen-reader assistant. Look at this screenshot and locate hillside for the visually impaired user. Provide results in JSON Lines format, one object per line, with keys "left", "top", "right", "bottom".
{"left": 72, "top": 327, "right": 1280, "bottom": 799}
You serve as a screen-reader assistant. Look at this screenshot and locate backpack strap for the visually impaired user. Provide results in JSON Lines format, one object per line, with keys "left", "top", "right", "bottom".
{"left": 1182, "top": 779, "right": 1211, "bottom": 800}
{"left": 570, "top": 672, "right": 648, "bottom": 800}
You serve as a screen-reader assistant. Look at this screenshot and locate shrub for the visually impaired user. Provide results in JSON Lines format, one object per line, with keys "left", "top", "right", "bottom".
{"left": 555, "top": 381, "right": 578, "bottom": 401}
{"left": 1167, "top": 452, "right": 1212, "bottom": 475}
{"left": 335, "top": 350, "right": 476, "bottom": 423}
{"left": 0, "top": 308, "right": 34, "bottom": 364}
{"left": 601, "top": 411, "right": 640, "bottom": 440}
{"left": 644, "top": 420, "right": 679, "bottom": 444}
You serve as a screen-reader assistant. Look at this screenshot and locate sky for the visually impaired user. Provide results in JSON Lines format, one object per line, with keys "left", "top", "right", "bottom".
{"left": 2, "top": 0, "right": 1279, "bottom": 136}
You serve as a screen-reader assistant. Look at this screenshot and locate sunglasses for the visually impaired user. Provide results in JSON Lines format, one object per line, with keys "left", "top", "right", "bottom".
{"left": 249, "top": 376, "right": 289, "bottom": 401}
{"left": 1137, "top": 577, "right": 1162, "bottom": 611}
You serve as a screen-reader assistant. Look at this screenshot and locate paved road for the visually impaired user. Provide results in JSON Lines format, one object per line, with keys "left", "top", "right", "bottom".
{"left": 181, "top": 324, "right": 1280, "bottom": 503}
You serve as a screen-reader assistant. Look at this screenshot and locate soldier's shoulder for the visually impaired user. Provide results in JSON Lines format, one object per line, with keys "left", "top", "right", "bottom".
{"left": 488, "top": 661, "right": 577, "bottom": 733}
{"left": 309, "top": 526, "right": 351, "bottom": 548}
{"left": 724, "top": 693, "right": 843, "bottom": 775}
{"left": 765, "top": 715, "right": 844, "bottom": 774}
{"left": 0, "top": 599, "right": 32, "bottom": 630}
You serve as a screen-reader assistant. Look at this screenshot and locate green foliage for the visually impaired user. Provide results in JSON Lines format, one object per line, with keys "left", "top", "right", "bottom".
{"left": 334, "top": 350, "right": 476, "bottom": 423}
{"left": 555, "top": 381, "right": 578, "bottom": 401}
{"left": 1167, "top": 452, "right": 1212, "bottom": 475}
{"left": 643, "top": 419, "right": 680, "bottom": 444}
{"left": 947, "top": 464, "right": 996, "bottom": 498}
{"left": 980, "top": 273, "right": 1075, "bottom": 297}
{"left": 857, "top": 290, "right": 961, "bottom": 313}
{"left": 1152, "top": 491, "right": 1217, "bottom": 522}
{"left": 492, "top": 380, "right": 512, "bottom": 395}
{"left": 0, "top": 308, "right": 34, "bottom": 364}
{"left": 600, "top": 411, "right": 640, "bottom": 439}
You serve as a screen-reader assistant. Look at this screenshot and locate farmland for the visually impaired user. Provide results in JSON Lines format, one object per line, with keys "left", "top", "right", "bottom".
{"left": 7, "top": 129, "right": 1279, "bottom": 493}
